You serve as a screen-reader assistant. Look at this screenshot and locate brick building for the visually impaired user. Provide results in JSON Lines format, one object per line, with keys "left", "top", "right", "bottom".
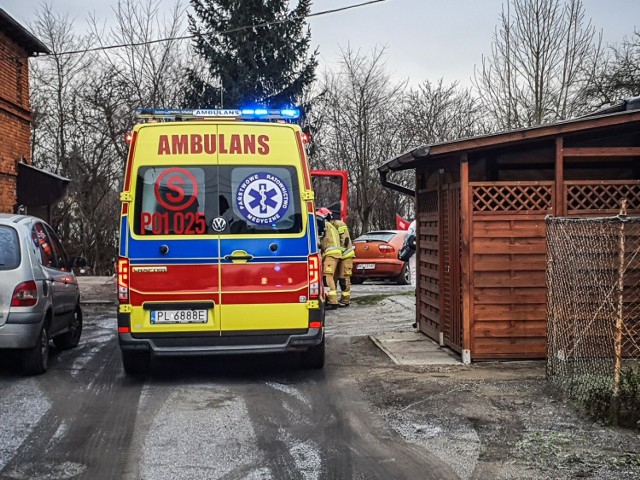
{"left": 1, "top": 8, "right": 68, "bottom": 219}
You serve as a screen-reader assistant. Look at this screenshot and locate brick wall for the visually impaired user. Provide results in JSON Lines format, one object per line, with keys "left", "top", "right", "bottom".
{"left": 0, "top": 29, "right": 32, "bottom": 213}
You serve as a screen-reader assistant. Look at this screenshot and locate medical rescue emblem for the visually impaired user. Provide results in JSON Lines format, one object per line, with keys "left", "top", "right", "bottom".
{"left": 236, "top": 172, "right": 290, "bottom": 225}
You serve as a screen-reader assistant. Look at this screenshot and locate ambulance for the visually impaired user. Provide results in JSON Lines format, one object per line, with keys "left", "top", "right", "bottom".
{"left": 117, "top": 108, "right": 325, "bottom": 374}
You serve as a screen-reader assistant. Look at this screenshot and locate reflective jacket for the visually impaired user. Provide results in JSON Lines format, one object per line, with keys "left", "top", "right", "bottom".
{"left": 330, "top": 219, "right": 355, "bottom": 259}
{"left": 320, "top": 221, "right": 342, "bottom": 259}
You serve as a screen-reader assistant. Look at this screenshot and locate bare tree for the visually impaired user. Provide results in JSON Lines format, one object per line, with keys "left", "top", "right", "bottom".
{"left": 30, "top": 1, "right": 189, "bottom": 273}
{"left": 474, "top": 0, "right": 601, "bottom": 129}
{"left": 30, "top": 4, "right": 93, "bottom": 175}
{"left": 310, "top": 47, "right": 407, "bottom": 235}
{"left": 581, "top": 31, "right": 640, "bottom": 108}
{"left": 88, "top": 0, "right": 188, "bottom": 109}
{"left": 401, "top": 79, "right": 488, "bottom": 147}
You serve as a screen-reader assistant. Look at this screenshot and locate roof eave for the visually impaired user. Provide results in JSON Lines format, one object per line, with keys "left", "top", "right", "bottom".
{"left": 0, "top": 8, "right": 51, "bottom": 56}
{"left": 379, "top": 109, "right": 640, "bottom": 174}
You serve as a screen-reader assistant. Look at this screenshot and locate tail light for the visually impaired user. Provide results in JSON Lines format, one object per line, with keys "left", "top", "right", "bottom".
{"left": 117, "top": 257, "right": 129, "bottom": 303}
{"left": 11, "top": 281, "right": 38, "bottom": 307}
{"left": 378, "top": 244, "right": 395, "bottom": 253}
{"left": 308, "top": 253, "right": 321, "bottom": 299}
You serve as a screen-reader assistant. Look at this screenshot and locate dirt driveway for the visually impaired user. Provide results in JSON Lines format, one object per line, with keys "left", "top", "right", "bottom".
{"left": 334, "top": 282, "right": 640, "bottom": 480}
{"left": 79, "top": 277, "right": 640, "bottom": 479}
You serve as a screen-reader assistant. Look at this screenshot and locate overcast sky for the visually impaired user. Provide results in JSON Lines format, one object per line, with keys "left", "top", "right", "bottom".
{"left": 3, "top": 0, "right": 639, "bottom": 87}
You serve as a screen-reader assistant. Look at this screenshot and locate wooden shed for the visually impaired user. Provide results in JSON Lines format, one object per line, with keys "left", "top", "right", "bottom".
{"left": 379, "top": 100, "right": 640, "bottom": 363}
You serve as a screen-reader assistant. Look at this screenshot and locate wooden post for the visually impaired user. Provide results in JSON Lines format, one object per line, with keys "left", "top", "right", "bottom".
{"left": 415, "top": 168, "right": 420, "bottom": 329}
{"left": 555, "top": 137, "right": 564, "bottom": 215}
{"left": 460, "top": 154, "right": 472, "bottom": 364}
{"left": 612, "top": 200, "right": 627, "bottom": 426}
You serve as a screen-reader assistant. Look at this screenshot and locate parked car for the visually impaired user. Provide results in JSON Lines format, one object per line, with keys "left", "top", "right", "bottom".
{"left": 351, "top": 230, "right": 411, "bottom": 285}
{"left": 0, "top": 214, "right": 86, "bottom": 374}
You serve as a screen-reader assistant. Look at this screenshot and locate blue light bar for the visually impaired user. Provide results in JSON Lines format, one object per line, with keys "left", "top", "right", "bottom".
{"left": 280, "top": 109, "right": 300, "bottom": 118}
{"left": 238, "top": 106, "right": 300, "bottom": 120}
{"left": 135, "top": 107, "right": 301, "bottom": 121}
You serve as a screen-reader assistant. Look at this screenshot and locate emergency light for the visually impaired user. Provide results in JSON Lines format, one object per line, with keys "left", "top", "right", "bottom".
{"left": 135, "top": 107, "right": 300, "bottom": 121}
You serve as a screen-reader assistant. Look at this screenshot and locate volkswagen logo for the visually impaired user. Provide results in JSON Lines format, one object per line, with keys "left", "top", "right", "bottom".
{"left": 211, "top": 217, "right": 227, "bottom": 232}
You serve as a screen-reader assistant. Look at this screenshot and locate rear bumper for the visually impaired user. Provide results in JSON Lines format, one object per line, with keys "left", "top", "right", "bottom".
{"left": 352, "top": 260, "right": 404, "bottom": 278}
{"left": 118, "top": 311, "right": 324, "bottom": 357}
{"left": 0, "top": 312, "right": 44, "bottom": 349}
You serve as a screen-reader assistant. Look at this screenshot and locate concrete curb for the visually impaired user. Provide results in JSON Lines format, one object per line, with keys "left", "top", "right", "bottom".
{"left": 370, "top": 331, "right": 462, "bottom": 366}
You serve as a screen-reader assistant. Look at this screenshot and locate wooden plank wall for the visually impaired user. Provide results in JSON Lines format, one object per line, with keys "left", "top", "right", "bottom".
{"left": 441, "top": 184, "right": 463, "bottom": 352}
{"left": 416, "top": 189, "right": 440, "bottom": 340}
{"left": 469, "top": 182, "right": 553, "bottom": 359}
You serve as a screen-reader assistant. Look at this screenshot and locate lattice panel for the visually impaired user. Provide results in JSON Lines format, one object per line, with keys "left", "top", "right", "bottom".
{"left": 472, "top": 184, "right": 553, "bottom": 212}
{"left": 566, "top": 183, "right": 640, "bottom": 212}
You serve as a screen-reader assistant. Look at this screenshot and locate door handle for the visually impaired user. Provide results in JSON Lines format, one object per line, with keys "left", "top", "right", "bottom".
{"left": 224, "top": 250, "right": 254, "bottom": 263}
{"left": 224, "top": 254, "right": 254, "bottom": 261}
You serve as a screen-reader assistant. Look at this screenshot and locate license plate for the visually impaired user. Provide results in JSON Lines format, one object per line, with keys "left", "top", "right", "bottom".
{"left": 356, "top": 263, "right": 375, "bottom": 270}
{"left": 150, "top": 309, "right": 208, "bottom": 324}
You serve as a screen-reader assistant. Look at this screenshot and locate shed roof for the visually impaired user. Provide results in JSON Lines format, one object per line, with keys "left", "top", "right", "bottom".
{"left": 379, "top": 97, "right": 640, "bottom": 174}
{"left": 0, "top": 8, "right": 50, "bottom": 56}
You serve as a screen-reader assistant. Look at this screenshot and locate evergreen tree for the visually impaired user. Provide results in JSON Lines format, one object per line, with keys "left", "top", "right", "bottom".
{"left": 186, "top": 0, "right": 318, "bottom": 109}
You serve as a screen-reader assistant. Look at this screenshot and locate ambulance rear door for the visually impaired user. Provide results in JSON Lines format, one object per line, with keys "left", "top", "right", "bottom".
{"left": 216, "top": 123, "right": 311, "bottom": 332}
{"left": 125, "top": 122, "right": 222, "bottom": 335}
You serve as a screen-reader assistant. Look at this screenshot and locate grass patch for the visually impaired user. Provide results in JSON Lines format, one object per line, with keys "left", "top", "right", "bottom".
{"left": 352, "top": 290, "right": 415, "bottom": 306}
{"left": 396, "top": 290, "right": 417, "bottom": 297}
{"left": 352, "top": 294, "right": 389, "bottom": 306}
{"left": 516, "top": 431, "right": 573, "bottom": 458}
{"left": 582, "top": 366, "right": 640, "bottom": 428}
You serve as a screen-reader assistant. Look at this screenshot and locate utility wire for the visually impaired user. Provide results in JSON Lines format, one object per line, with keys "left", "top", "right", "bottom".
{"left": 24, "top": 0, "right": 386, "bottom": 59}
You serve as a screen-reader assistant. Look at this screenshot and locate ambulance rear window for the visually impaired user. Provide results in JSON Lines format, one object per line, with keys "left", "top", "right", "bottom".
{"left": 133, "top": 165, "right": 303, "bottom": 235}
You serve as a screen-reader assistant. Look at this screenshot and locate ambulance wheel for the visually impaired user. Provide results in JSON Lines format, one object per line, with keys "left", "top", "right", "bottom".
{"left": 122, "top": 350, "right": 150, "bottom": 376}
{"left": 301, "top": 338, "right": 325, "bottom": 369}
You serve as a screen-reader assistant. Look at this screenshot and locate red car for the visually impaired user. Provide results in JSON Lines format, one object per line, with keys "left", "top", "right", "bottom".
{"left": 351, "top": 230, "right": 411, "bottom": 285}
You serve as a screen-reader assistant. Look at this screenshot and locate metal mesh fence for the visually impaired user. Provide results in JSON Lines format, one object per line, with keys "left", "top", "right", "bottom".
{"left": 546, "top": 214, "right": 640, "bottom": 426}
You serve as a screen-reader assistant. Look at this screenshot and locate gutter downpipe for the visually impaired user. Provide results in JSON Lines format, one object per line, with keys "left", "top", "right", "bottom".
{"left": 379, "top": 169, "right": 415, "bottom": 197}
{"left": 378, "top": 146, "right": 431, "bottom": 197}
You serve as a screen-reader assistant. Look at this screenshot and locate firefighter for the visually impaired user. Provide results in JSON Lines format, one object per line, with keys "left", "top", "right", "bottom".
{"left": 316, "top": 208, "right": 342, "bottom": 310}
{"left": 326, "top": 210, "right": 355, "bottom": 307}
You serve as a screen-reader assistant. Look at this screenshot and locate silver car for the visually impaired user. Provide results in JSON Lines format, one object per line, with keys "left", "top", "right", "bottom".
{"left": 0, "top": 214, "right": 86, "bottom": 374}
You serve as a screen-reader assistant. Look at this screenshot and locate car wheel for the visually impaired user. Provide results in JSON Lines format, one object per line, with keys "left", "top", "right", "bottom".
{"left": 23, "top": 321, "right": 50, "bottom": 375}
{"left": 122, "top": 350, "right": 151, "bottom": 376}
{"left": 351, "top": 277, "right": 364, "bottom": 285}
{"left": 395, "top": 263, "right": 411, "bottom": 285}
{"left": 53, "top": 305, "right": 83, "bottom": 350}
{"left": 301, "top": 338, "right": 325, "bottom": 369}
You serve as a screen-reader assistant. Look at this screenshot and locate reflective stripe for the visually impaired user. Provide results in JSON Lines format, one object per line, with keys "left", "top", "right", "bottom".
{"left": 337, "top": 225, "right": 347, "bottom": 234}
{"left": 341, "top": 291, "right": 351, "bottom": 297}
{"left": 321, "top": 222, "right": 341, "bottom": 257}
{"left": 342, "top": 246, "right": 355, "bottom": 259}
{"left": 323, "top": 247, "right": 342, "bottom": 257}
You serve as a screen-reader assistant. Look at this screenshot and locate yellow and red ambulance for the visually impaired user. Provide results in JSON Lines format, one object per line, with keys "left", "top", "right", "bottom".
{"left": 117, "top": 108, "right": 325, "bottom": 374}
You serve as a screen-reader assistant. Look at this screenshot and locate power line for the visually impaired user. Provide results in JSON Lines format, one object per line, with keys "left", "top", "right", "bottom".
{"left": 25, "top": 0, "right": 387, "bottom": 59}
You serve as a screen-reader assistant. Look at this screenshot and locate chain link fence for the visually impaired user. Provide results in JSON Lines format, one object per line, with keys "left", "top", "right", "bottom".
{"left": 546, "top": 213, "right": 640, "bottom": 426}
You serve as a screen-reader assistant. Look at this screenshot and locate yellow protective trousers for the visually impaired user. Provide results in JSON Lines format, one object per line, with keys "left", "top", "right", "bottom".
{"left": 336, "top": 257, "right": 353, "bottom": 305}
{"left": 322, "top": 255, "right": 340, "bottom": 305}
